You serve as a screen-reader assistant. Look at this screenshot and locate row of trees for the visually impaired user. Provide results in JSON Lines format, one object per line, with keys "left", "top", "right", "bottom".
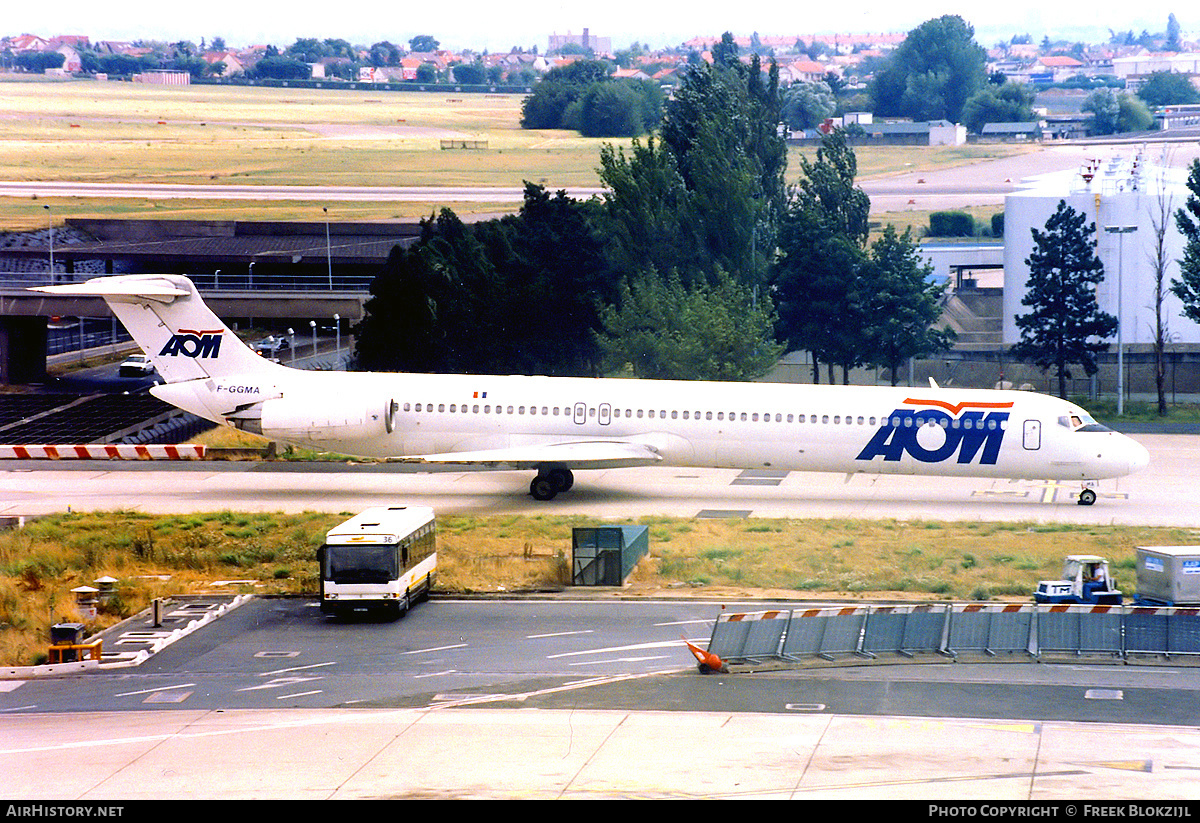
{"left": 864, "top": 14, "right": 1196, "bottom": 136}
{"left": 353, "top": 18, "right": 1200, "bottom": 402}
{"left": 19, "top": 34, "right": 533, "bottom": 85}
{"left": 355, "top": 36, "right": 955, "bottom": 385}
{"left": 519, "top": 60, "right": 664, "bottom": 137}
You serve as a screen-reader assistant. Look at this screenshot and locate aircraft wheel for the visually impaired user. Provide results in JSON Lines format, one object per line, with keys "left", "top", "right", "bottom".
{"left": 530, "top": 475, "right": 558, "bottom": 501}
{"left": 549, "top": 468, "right": 574, "bottom": 493}
{"left": 1078, "top": 489, "right": 1097, "bottom": 506}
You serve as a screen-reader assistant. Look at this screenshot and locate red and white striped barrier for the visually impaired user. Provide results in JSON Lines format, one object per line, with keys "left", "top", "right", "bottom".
{"left": 1041, "top": 603, "right": 1121, "bottom": 614}
{"left": 720, "top": 609, "right": 789, "bottom": 622}
{"left": 793, "top": 605, "right": 869, "bottom": 619}
{"left": 0, "top": 444, "right": 206, "bottom": 460}
{"left": 953, "top": 603, "right": 1032, "bottom": 615}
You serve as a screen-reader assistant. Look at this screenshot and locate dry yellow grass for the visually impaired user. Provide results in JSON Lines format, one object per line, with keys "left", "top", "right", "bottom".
{"left": 2, "top": 508, "right": 1197, "bottom": 666}
{"left": 0, "top": 77, "right": 1038, "bottom": 232}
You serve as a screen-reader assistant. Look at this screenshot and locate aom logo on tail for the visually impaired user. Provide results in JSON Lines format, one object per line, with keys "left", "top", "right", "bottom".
{"left": 158, "top": 328, "right": 224, "bottom": 358}
{"left": 856, "top": 398, "right": 1013, "bottom": 466}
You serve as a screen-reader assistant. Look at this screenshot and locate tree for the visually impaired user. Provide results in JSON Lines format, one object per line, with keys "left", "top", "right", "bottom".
{"left": 598, "top": 137, "right": 698, "bottom": 280}
{"left": 597, "top": 270, "right": 781, "bottom": 381}
{"left": 369, "top": 41, "right": 402, "bottom": 67}
{"left": 1148, "top": 180, "right": 1177, "bottom": 415}
{"left": 782, "top": 80, "right": 835, "bottom": 130}
{"left": 15, "top": 51, "right": 65, "bottom": 73}
{"left": 1083, "top": 89, "right": 1153, "bottom": 134}
{"left": 859, "top": 226, "right": 956, "bottom": 385}
{"left": 409, "top": 35, "right": 439, "bottom": 53}
{"left": 599, "top": 54, "right": 785, "bottom": 290}
{"left": 770, "top": 129, "right": 871, "bottom": 383}
{"left": 1137, "top": 71, "right": 1200, "bottom": 107}
{"left": 452, "top": 62, "right": 486, "bottom": 85}
{"left": 520, "top": 60, "right": 611, "bottom": 129}
{"left": 251, "top": 55, "right": 311, "bottom": 80}
{"left": 353, "top": 244, "right": 442, "bottom": 373}
{"left": 1011, "top": 200, "right": 1118, "bottom": 399}
{"left": 285, "top": 38, "right": 328, "bottom": 63}
{"left": 711, "top": 32, "right": 739, "bottom": 69}
{"left": 1167, "top": 13, "right": 1183, "bottom": 52}
{"left": 1172, "top": 159, "right": 1200, "bottom": 324}
{"left": 870, "top": 15, "right": 987, "bottom": 123}
{"left": 354, "top": 185, "right": 615, "bottom": 377}
{"left": 961, "top": 81, "right": 1036, "bottom": 133}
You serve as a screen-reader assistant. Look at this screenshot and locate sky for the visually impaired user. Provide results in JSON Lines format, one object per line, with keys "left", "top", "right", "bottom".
{"left": 4, "top": 1, "right": 1193, "bottom": 54}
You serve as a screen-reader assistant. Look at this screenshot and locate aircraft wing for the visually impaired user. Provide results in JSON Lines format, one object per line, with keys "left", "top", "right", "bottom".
{"left": 389, "top": 440, "right": 663, "bottom": 470}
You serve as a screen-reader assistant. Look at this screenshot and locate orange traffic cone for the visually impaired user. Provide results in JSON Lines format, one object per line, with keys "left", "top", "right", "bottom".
{"left": 685, "top": 640, "right": 726, "bottom": 674}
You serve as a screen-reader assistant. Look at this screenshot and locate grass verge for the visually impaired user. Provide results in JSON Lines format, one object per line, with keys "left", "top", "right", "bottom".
{"left": 2, "top": 510, "right": 1196, "bottom": 666}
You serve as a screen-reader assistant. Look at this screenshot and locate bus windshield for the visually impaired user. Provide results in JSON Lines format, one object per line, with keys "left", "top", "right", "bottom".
{"left": 322, "top": 544, "right": 398, "bottom": 584}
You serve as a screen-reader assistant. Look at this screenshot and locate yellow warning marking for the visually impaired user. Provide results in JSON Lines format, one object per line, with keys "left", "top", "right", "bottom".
{"left": 1082, "top": 760, "right": 1153, "bottom": 773}
{"left": 973, "top": 483, "right": 1128, "bottom": 503}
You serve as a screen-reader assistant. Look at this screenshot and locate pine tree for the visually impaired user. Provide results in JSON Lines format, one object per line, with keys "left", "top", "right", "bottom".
{"left": 770, "top": 128, "right": 871, "bottom": 383}
{"left": 1011, "top": 200, "right": 1117, "bottom": 399}
{"left": 1172, "top": 159, "right": 1200, "bottom": 325}
{"left": 860, "top": 225, "right": 956, "bottom": 385}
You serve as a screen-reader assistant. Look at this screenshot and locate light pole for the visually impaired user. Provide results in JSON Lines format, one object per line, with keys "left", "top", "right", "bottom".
{"left": 1105, "top": 225, "right": 1137, "bottom": 416}
{"left": 310, "top": 320, "right": 317, "bottom": 355}
{"left": 323, "top": 206, "right": 332, "bottom": 290}
{"left": 287, "top": 327, "right": 295, "bottom": 363}
{"left": 333, "top": 313, "right": 340, "bottom": 356}
{"left": 43, "top": 205, "right": 54, "bottom": 284}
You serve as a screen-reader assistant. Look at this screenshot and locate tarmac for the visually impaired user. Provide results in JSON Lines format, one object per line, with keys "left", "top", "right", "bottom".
{"left": 2, "top": 401, "right": 1199, "bottom": 799}
{"left": 6, "top": 704, "right": 1200, "bottom": 799}
{"left": 3, "top": 596, "right": 1200, "bottom": 800}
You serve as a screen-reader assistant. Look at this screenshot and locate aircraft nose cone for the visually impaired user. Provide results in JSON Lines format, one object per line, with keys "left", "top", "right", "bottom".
{"left": 1128, "top": 439, "right": 1150, "bottom": 474}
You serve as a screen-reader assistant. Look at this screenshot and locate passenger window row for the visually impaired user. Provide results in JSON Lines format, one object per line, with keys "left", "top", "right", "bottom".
{"left": 398, "top": 402, "right": 1005, "bottom": 430}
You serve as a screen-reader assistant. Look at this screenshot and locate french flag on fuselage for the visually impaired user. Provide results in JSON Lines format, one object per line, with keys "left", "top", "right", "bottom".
{"left": 473, "top": 391, "right": 487, "bottom": 399}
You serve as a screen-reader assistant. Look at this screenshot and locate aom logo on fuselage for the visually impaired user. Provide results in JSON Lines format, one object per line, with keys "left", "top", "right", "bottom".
{"left": 856, "top": 398, "right": 1013, "bottom": 465}
{"left": 158, "top": 329, "right": 223, "bottom": 358}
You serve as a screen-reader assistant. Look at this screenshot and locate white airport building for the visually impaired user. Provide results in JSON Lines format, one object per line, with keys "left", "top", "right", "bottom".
{"left": 1002, "top": 150, "right": 1200, "bottom": 350}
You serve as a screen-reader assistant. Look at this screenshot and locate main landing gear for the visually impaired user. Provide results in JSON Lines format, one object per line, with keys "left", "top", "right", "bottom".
{"left": 1077, "top": 487, "right": 1097, "bottom": 506}
{"left": 529, "top": 467, "right": 574, "bottom": 501}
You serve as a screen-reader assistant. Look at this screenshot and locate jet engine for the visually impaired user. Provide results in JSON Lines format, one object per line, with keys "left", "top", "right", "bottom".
{"left": 228, "top": 397, "right": 396, "bottom": 445}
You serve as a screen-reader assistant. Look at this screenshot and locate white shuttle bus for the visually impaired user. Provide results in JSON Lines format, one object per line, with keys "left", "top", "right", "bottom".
{"left": 317, "top": 506, "right": 436, "bottom": 618}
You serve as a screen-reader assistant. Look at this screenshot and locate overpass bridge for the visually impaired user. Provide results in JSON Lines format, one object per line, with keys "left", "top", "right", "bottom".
{"left": 0, "top": 218, "right": 421, "bottom": 384}
{"left": 0, "top": 279, "right": 370, "bottom": 384}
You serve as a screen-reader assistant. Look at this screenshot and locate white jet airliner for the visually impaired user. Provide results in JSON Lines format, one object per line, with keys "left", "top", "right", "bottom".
{"left": 35, "top": 275, "right": 1149, "bottom": 503}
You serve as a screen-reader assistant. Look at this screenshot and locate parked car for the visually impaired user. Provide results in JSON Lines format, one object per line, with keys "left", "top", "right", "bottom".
{"left": 118, "top": 353, "right": 155, "bottom": 377}
{"left": 253, "top": 335, "right": 290, "bottom": 355}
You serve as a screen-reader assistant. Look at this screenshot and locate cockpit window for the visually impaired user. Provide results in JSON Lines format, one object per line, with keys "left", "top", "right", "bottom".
{"left": 1064, "top": 410, "right": 1112, "bottom": 433}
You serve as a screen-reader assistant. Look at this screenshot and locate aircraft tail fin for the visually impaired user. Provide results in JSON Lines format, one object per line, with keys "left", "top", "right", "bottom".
{"left": 32, "top": 275, "right": 281, "bottom": 384}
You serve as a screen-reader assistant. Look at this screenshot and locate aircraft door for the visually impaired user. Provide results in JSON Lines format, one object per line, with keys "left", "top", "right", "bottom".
{"left": 574, "top": 402, "right": 587, "bottom": 425}
{"left": 599, "top": 403, "right": 611, "bottom": 425}
{"left": 1023, "top": 419, "right": 1041, "bottom": 450}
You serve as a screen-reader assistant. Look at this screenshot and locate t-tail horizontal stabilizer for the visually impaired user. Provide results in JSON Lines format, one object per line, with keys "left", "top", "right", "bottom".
{"left": 31, "top": 275, "right": 283, "bottom": 383}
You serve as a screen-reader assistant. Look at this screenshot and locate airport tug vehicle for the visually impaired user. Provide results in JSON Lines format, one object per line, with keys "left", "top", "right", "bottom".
{"left": 1034, "top": 555, "right": 1122, "bottom": 605}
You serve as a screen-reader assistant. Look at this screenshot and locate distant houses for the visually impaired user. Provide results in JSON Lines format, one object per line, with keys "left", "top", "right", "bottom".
{"left": 5, "top": 26, "right": 1199, "bottom": 144}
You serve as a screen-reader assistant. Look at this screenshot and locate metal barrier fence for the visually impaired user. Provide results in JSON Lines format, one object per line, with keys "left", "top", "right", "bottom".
{"left": 705, "top": 604, "right": 1200, "bottom": 668}
{"left": 1, "top": 272, "right": 377, "bottom": 293}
